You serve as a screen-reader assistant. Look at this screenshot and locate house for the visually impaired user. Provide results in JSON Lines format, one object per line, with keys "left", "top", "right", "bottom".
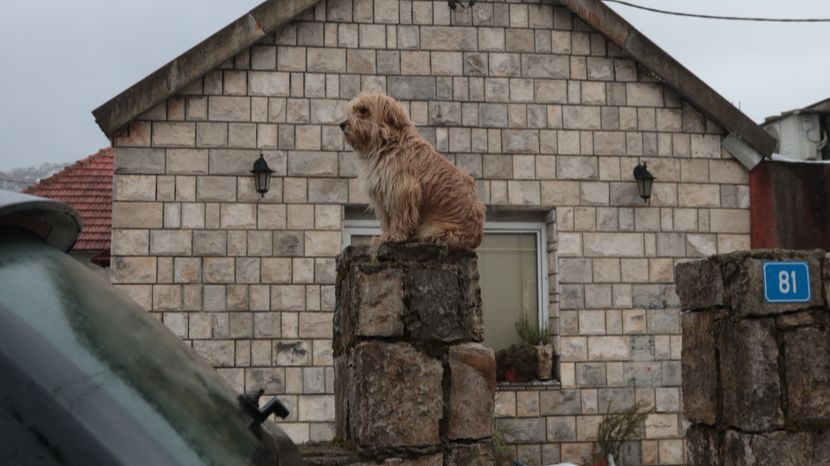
{"left": 762, "top": 97, "right": 830, "bottom": 162}
{"left": 24, "top": 148, "right": 114, "bottom": 267}
{"left": 750, "top": 98, "right": 830, "bottom": 251}
{"left": 93, "top": 0, "right": 776, "bottom": 463}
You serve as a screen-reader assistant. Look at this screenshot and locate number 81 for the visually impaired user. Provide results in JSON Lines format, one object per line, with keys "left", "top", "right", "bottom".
{"left": 778, "top": 270, "right": 797, "bottom": 294}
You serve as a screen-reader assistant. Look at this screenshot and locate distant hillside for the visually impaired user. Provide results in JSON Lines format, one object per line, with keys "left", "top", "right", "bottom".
{"left": 0, "top": 162, "right": 68, "bottom": 192}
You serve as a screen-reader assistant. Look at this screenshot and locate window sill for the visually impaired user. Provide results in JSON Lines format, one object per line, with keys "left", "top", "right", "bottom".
{"left": 496, "top": 379, "right": 561, "bottom": 391}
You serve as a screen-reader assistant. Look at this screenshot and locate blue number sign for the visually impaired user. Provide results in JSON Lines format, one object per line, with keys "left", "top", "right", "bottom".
{"left": 763, "top": 262, "right": 811, "bottom": 303}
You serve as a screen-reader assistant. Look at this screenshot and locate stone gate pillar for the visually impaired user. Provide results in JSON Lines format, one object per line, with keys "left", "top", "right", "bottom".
{"left": 334, "top": 243, "right": 496, "bottom": 466}
{"left": 676, "top": 250, "right": 830, "bottom": 465}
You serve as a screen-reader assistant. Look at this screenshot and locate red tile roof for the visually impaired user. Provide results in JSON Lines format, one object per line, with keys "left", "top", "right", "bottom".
{"left": 25, "top": 148, "right": 113, "bottom": 254}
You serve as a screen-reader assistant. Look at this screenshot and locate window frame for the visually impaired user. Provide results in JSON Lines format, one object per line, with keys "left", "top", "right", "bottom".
{"left": 342, "top": 219, "right": 550, "bottom": 332}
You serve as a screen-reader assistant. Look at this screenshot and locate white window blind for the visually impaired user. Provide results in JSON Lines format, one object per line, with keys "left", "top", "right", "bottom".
{"left": 344, "top": 221, "right": 548, "bottom": 352}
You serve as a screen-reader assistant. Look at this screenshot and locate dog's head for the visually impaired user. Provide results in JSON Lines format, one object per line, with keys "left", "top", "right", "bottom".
{"left": 340, "top": 92, "right": 410, "bottom": 154}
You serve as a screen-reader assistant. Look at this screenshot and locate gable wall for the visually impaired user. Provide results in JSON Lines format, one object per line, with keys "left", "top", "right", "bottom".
{"left": 109, "top": 0, "right": 750, "bottom": 463}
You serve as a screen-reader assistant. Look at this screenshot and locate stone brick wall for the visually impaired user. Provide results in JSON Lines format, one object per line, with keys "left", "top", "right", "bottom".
{"left": 109, "top": 0, "right": 751, "bottom": 461}
{"left": 677, "top": 250, "right": 830, "bottom": 465}
{"left": 333, "top": 243, "right": 495, "bottom": 465}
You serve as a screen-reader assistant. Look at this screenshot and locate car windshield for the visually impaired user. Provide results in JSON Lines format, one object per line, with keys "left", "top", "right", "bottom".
{"left": 0, "top": 231, "right": 276, "bottom": 466}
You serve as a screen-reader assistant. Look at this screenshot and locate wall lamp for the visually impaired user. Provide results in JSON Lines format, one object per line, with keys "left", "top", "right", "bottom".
{"left": 251, "top": 153, "right": 274, "bottom": 197}
{"left": 448, "top": 0, "right": 475, "bottom": 10}
{"left": 633, "top": 162, "right": 655, "bottom": 202}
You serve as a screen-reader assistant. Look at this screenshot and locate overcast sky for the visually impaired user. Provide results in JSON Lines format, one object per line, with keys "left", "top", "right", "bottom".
{"left": 0, "top": 0, "right": 828, "bottom": 171}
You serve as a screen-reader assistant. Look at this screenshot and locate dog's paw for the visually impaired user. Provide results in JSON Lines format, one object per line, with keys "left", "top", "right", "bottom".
{"left": 375, "top": 233, "right": 408, "bottom": 245}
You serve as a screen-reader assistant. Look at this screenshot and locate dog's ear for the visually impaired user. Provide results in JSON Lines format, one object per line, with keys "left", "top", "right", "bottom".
{"left": 381, "top": 99, "right": 407, "bottom": 130}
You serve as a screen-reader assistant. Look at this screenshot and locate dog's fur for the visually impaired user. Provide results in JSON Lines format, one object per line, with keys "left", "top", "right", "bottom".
{"left": 341, "top": 92, "right": 485, "bottom": 250}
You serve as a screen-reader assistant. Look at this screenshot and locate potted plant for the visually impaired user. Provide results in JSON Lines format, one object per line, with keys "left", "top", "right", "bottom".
{"left": 592, "top": 401, "right": 649, "bottom": 466}
{"left": 515, "top": 313, "right": 554, "bottom": 381}
{"left": 495, "top": 344, "right": 537, "bottom": 383}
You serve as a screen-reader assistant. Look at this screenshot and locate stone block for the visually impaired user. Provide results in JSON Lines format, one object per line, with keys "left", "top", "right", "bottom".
{"left": 626, "top": 83, "right": 663, "bottom": 107}
{"left": 249, "top": 71, "right": 290, "bottom": 96}
{"left": 675, "top": 257, "right": 724, "bottom": 311}
{"left": 209, "top": 96, "right": 251, "bottom": 121}
{"left": 447, "top": 343, "right": 496, "bottom": 440}
{"left": 583, "top": 233, "right": 644, "bottom": 257}
{"left": 420, "top": 26, "right": 477, "bottom": 50}
{"left": 355, "top": 268, "right": 405, "bottom": 338}
{"left": 150, "top": 230, "right": 192, "bottom": 256}
{"left": 495, "top": 418, "right": 546, "bottom": 443}
{"left": 111, "top": 256, "right": 156, "bottom": 284}
{"left": 307, "top": 48, "right": 346, "bottom": 73}
{"left": 115, "top": 148, "right": 166, "bottom": 174}
{"left": 521, "top": 54, "right": 569, "bottom": 78}
{"left": 682, "top": 311, "right": 718, "bottom": 425}
{"left": 345, "top": 341, "right": 443, "bottom": 449}
{"left": 722, "top": 430, "right": 813, "bottom": 466}
{"left": 721, "top": 250, "right": 825, "bottom": 316}
{"left": 539, "top": 390, "right": 581, "bottom": 415}
{"left": 274, "top": 340, "right": 312, "bottom": 366}
{"left": 273, "top": 231, "right": 304, "bottom": 256}
{"left": 685, "top": 425, "right": 721, "bottom": 466}
{"left": 429, "top": 101, "right": 462, "bottom": 126}
{"left": 784, "top": 326, "right": 830, "bottom": 421}
{"left": 502, "top": 130, "right": 539, "bottom": 154}
{"left": 388, "top": 76, "right": 435, "bottom": 100}
{"left": 562, "top": 106, "right": 601, "bottom": 130}
{"left": 445, "top": 443, "right": 495, "bottom": 466}
{"left": 192, "top": 230, "right": 226, "bottom": 256}
{"left": 112, "top": 202, "right": 162, "bottom": 228}
{"left": 719, "top": 317, "right": 784, "bottom": 431}
{"left": 152, "top": 122, "right": 195, "bottom": 147}
{"left": 220, "top": 204, "right": 257, "bottom": 229}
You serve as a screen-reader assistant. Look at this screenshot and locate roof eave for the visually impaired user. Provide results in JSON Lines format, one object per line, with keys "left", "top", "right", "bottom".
{"left": 92, "top": 0, "right": 319, "bottom": 137}
{"left": 560, "top": 0, "right": 777, "bottom": 159}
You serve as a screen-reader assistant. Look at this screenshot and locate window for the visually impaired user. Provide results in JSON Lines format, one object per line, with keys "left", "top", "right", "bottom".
{"left": 343, "top": 220, "right": 549, "bottom": 352}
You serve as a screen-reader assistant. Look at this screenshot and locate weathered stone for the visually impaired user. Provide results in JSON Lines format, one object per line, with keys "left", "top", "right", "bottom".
{"left": 419, "top": 27, "right": 477, "bottom": 50}
{"left": 784, "top": 326, "right": 830, "bottom": 421}
{"left": 521, "top": 54, "right": 569, "bottom": 78}
{"left": 686, "top": 425, "right": 722, "bottom": 466}
{"left": 721, "top": 251, "right": 825, "bottom": 316}
{"left": 682, "top": 311, "right": 718, "bottom": 424}
{"left": 718, "top": 317, "right": 784, "bottom": 431}
{"left": 388, "top": 76, "right": 435, "bottom": 100}
{"left": 347, "top": 341, "right": 443, "bottom": 449}
{"left": 445, "top": 443, "right": 496, "bottom": 466}
{"left": 115, "top": 148, "right": 165, "bottom": 174}
{"left": 447, "top": 343, "right": 496, "bottom": 440}
{"left": 539, "top": 389, "right": 581, "bottom": 415}
{"left": 405, "top": 266, "right": 483, "bottom": 344}
{"left": 722, "top": 430, "right": 812, "bottom": 466}
{"left": 495, "top": 418, "right": 546, "bottom": 443}
{"left": 356, "top": 268, "right": 405, "bottom": 338}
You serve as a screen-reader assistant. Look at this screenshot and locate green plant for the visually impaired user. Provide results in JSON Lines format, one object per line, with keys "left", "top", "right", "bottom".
{"left": 594, "top": 401, "right": 650, "bottom": 463}
{"left": 493, "top": 420, "right": 520, "bottom": 462}
{"left": 514, "top": 312, "right": 550, "bottom": 346}
{"left": 495, "top": 344, "right": 537, "bottom": 382}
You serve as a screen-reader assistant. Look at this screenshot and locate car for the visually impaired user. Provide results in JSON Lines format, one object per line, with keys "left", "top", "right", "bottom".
{"left": 0, "top": 190, "right": 303, "bottom": 466}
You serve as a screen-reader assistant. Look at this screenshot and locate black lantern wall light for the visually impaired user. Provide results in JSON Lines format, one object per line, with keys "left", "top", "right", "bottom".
{"left": 633, "top": 162, "right": 655, "bottom": 202}
{"left": 252, "top": 153, "right": 274, "bottom": 197}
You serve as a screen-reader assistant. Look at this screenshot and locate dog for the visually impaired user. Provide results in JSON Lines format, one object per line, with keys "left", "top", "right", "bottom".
{"left": 340, "top": 92, "right": 485, "bottom": 250}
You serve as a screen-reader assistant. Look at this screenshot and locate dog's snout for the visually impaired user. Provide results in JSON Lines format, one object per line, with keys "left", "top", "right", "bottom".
{"left": 339, "top": 121, "right": 347, "bottom": 131}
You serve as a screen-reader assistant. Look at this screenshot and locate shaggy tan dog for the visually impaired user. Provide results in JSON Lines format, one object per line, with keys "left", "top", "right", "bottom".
{"left": 340, "top": 92, "right": 485, "bottom": 250}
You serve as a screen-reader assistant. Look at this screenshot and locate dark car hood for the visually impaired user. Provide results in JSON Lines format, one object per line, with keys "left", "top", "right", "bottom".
{"left": 0, "top": 230, "right": 295, "bottom": 466}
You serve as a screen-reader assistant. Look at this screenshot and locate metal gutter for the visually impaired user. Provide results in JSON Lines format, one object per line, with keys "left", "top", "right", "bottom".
{"left": 92, "top": 0, "right": 319, "bottom": 137}
{"left": 560, "top": 0, "right": 778, "bottom": 162}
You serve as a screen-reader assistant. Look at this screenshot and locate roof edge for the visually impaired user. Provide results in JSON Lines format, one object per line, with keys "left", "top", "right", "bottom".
{"left": 560, "top": 0, "right": 777, "bottom": 158}
{"left": 92, "top": 0, "right": 319, "bottom": 137}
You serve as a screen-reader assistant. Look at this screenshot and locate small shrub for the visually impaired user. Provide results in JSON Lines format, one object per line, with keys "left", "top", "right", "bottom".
{"left": 594, "top": 401, "right": 650, "bottom": 463}
{"left": 514, "top": 312, "right": 550, "bottom": 346}
{"left": 495, "top": 344, "right": 537, "bottom": 382}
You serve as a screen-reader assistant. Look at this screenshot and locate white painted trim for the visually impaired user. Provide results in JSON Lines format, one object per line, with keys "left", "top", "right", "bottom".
{"left": 342, "top": 219, "right": 550, "bottom": 332}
